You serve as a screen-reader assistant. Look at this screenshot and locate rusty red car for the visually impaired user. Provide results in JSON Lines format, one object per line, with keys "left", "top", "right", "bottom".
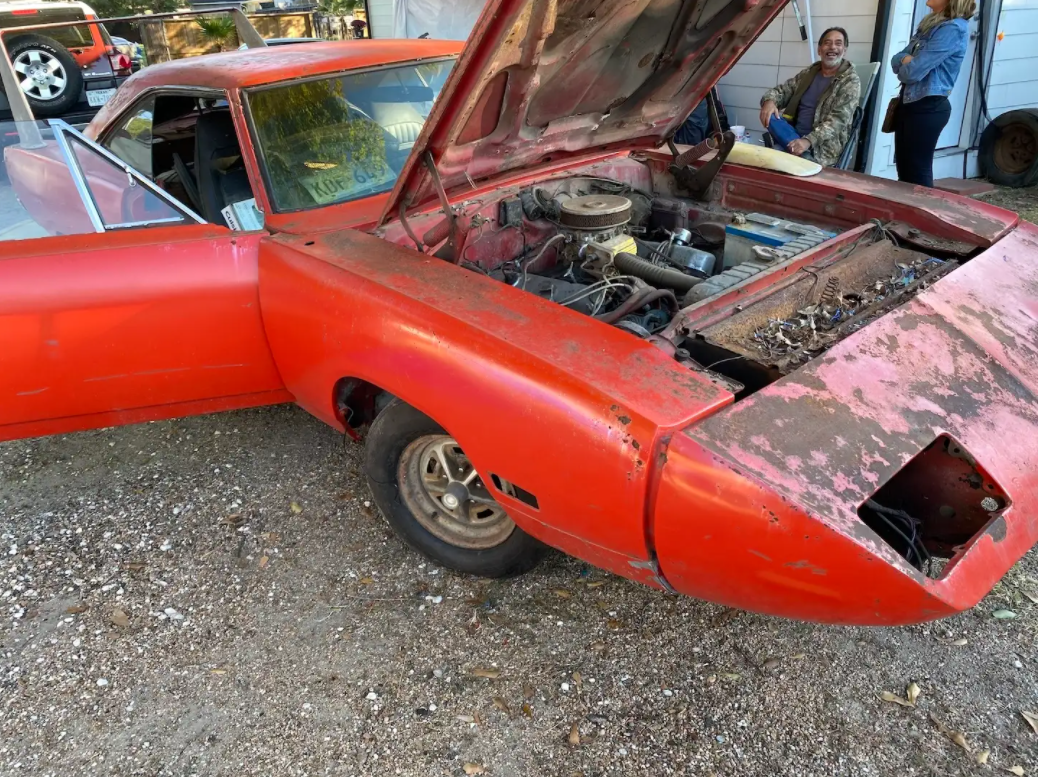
{"left": 1, "top": 0, "right": 1035, "bottom": 627}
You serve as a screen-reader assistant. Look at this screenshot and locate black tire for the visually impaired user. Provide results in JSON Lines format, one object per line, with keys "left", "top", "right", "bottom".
{"left": 979, "top": 109, "right": 1038, "bottom": 188}
{"left": 5, "top": 34, "right": 83, "bottom": 117}
{"left": 364, "top": 399, "right": 547, "bottom": 578}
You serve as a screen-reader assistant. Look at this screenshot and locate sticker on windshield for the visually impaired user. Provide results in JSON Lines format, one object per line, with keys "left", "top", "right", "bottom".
{"left": 300, "top": 160, "right": 395, "bottom": 205}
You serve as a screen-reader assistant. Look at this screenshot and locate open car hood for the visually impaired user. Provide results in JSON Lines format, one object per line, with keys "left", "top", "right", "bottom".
{"left": 381, "top": 0, "right": 788, "bottom": 222}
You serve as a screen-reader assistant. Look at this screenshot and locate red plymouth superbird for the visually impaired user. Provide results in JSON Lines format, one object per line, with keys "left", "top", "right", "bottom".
{"left": 1, "top": 0, "right": 1035, "bottom": 626}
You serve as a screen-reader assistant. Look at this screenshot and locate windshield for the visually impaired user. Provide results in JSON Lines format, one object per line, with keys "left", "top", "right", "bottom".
{"left": 247, "top": 59, "right": 455, "bottom": 213}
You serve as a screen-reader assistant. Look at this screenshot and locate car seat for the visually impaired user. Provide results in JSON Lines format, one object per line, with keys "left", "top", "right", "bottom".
{"left": 193, "top": 110, "right": 253, "bottom": 225}
{"left": 368, "top": 101, "right": 425, "bottom": 152}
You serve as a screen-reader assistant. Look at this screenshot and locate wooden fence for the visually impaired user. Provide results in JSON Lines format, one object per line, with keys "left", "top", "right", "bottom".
{"left": 139, "top": 12, "right": 316, "bottom": 64}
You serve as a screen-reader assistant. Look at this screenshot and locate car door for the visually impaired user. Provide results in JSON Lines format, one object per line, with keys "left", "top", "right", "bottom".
{"left": 0, "top": 117, "right": 289, "bottom": 443}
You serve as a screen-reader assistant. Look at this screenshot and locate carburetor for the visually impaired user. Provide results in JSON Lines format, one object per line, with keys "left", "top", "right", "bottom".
{"left": 556, "top": 194, "right": 637, "bottom": 271}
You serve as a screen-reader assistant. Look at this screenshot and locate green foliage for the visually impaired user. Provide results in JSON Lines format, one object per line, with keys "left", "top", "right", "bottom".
{"left": 250, "top": 77, "right": 390, "bottom": 210}
{"left": 196, "top": 15, "right": 236, "bottom": 44}
{"left": 317, "top": 0, "right": 362, "bottom": 16}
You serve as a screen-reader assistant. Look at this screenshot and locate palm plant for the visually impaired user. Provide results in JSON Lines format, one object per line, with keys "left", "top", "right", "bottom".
{"left": 196, "top": 16, "right": 236, "bottom": 52}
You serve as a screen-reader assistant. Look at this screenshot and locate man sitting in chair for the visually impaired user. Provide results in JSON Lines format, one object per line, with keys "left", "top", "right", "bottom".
{"left": 759, "top": 27, "right": 861, "bottom": 167}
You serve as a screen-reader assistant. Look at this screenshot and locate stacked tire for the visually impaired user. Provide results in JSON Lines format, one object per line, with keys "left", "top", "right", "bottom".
{"left": 979, "top": 109, "right": 1038, "bottom": 188}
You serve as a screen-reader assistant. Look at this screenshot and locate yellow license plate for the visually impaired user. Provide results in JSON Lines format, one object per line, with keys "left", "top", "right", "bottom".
{"left": 300, "top": 160, "right": 395, "bottom": 205}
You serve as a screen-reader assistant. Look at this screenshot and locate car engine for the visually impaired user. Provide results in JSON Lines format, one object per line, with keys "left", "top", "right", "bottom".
{"left": 485, "top": 178, "right": 834, "bottom": 346}
{"left": 488, "top": 189, "right": 722, "bottom": 339}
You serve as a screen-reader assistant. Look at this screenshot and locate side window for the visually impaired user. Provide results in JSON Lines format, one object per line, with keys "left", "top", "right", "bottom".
{"left": 1, "top": 119, "right": 203, "bottom": 241}
{"left": 105, "top": 93, "right": 260, "bottom": 230}
{"left": 105, "top": 95, "right": 155, "bottom": 177}
{"left": 63, "top": 124, "right": 199, "bottom": 231}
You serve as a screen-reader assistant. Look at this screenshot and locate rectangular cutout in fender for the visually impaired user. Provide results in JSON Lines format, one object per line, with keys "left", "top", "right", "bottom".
{"left": 490, "top": 473, "right": 540, "bottom": 510}
{"left": 856, "top": 435, "right": 1010, "bottom": 579}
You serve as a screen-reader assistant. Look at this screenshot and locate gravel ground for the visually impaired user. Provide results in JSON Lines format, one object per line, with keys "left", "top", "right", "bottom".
{"left": 974, "top": 186, "right": 1038, "bottom": 224}
{"left": 2, "top": 405, "right": 1037, "bottom": 777}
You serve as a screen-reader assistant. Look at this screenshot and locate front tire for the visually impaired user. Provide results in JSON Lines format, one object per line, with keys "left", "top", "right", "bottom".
{"left": 364, "top": 400, "right": 546, "bottom": 578}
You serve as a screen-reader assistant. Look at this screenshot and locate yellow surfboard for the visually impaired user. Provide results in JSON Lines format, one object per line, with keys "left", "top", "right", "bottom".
{"left": 725, "top": 142, "right": 823, "bottom": 177}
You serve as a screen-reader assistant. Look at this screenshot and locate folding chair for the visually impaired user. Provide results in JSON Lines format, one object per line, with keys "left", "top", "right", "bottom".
{"left": 837, "top": 62, "right": 881, "bottom": 171}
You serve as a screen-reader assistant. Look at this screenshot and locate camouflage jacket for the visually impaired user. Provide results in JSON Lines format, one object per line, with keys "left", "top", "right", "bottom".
{"left": 761, "top": 62, "right": 861, "bottom": 167}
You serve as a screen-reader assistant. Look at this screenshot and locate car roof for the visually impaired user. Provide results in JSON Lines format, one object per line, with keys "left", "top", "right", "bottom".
{"left": 127, "top": 39, "right": 463, "bottom": 91}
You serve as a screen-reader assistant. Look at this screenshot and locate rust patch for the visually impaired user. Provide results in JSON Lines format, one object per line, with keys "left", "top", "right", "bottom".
{"left": 618, "top": 415, "right": 632, "bottom": 425}
{"left": 987, "top": 515, "right": 1008, "bottom": 542}
{"left": 685, "top": 291, "right": 1038, "bottom": 565}
{"left": 784, "top": 560, "right": 828, "bottom": 576}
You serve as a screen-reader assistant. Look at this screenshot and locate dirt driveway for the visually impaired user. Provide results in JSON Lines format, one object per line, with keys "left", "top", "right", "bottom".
{"left": 1, "top": 405, "right": 1036, "bottom": 777}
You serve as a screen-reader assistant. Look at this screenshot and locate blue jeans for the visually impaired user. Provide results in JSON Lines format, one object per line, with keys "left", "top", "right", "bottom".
{"left": 894, "top": 95, "right": 951, "bottom": 187}
{"left": 675, "top": 101, "right": 710, "bottom": 145}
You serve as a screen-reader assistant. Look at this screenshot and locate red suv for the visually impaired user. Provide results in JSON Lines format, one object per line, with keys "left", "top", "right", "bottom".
{"left": 0, "top": 1, "right": 131, "bottom": 122}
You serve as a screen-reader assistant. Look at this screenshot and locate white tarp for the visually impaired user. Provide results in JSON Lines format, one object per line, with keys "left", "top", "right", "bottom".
{"left": 391, "top": 0, "right": 482, "bottom": 40}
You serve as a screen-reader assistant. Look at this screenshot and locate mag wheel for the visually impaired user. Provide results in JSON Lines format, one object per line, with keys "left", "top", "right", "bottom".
{"left": 6, "top": 35, "right": 82, "bottom": 116}
{"left": 364, "top": 400, "right": 547, "bottom": 578}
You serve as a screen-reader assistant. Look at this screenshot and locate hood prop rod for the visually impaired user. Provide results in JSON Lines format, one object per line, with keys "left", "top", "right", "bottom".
{"left": 423, "top": 151, "right": 466, "bottom": 262}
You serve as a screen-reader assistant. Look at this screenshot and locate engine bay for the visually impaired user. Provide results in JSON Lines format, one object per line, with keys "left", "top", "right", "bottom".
{"left": 393, "top": 161, "right": 965, "bottom": 400}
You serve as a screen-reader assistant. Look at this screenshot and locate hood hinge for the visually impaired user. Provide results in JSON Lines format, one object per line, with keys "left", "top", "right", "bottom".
{"left": 423, "top": 151, "right": 468, "bottom": 262}
{"left": 670, "top": 130, "right": 736, "bottom": 200}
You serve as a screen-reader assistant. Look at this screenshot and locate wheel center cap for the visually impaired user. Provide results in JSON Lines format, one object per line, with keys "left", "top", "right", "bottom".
{"left": 441, "top": 481, "right": 469, "bottom": 511}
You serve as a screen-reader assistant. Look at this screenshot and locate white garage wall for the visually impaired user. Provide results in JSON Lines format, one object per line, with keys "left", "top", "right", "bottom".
{"left": 366, "top": 0, "right": 397, "bottom": 38}
{"left": 987, "top": 0, "right": 1038, "bottom": 115}
{"left": 716, "top": 0, "right": 880, "bottom": 142}
{"left": 863, "top": 0, "right": 914, "bottom": 178}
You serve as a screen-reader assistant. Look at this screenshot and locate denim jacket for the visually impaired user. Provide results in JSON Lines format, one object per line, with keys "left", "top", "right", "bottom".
{"left": 891, "top": 18, "right": 968, "bottom": 104}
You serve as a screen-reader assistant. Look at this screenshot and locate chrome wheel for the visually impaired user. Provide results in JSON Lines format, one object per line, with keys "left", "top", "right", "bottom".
{"left": 398, "top": 435, "right": 515, "bottom": 550}
{"left": 15, "top": 49, "right": 67, "bottom": 101}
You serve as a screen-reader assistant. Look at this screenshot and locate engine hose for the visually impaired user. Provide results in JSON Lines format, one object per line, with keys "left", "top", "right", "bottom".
{"left": 612, "top": 251, "right": 701, "bottom": 293}
{"left": 597, "top": 288, "right": 679, "bottom": 325}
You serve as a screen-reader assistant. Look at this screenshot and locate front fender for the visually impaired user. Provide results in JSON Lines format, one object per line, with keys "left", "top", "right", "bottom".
{"left": 257, "top": 229, "right": 731, "bottom": 585}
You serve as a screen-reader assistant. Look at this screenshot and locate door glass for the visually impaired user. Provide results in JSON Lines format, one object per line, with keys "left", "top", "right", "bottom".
{"left": 0, "top": 120, "right": 196, "bottom": 242}
{"left": 69, "top": 132, "right": 191, "bottom": 228}
{"left": 104, "top": 96, "right": 156, "bottom": 177}
{"left": 0, "top": 120, "right": 93, "bottom": 241}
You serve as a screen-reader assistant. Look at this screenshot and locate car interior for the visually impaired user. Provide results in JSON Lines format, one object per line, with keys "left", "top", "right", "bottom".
{"left": 104, "top": 92, "right": 257, "bottom": 228}
{"left": 245, "top": 61, "right": 453, "bottom": 212}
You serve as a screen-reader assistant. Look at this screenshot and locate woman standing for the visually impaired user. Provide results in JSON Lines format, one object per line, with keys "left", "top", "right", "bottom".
{"left": 891, "top": 0, "right": 976, "bottom": 187}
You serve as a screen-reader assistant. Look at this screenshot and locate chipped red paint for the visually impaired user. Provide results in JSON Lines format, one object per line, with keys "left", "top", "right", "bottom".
{"left": 86, "top": 40, "right": 464, "bottom": 140}
{"left": 5, "top": 2, "right": 1037, "bottom": 626}
{"left": 383, "top": 0, "right": 790, "bottom": 219}
{"left": 256, "top": 228, "right": 730, "bottom": 580}
{"left": 652, "top": 223, "right": 1038, "bottom": 624}
{"left": 0, "top": 228, "right": 289, "bottom": 442}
